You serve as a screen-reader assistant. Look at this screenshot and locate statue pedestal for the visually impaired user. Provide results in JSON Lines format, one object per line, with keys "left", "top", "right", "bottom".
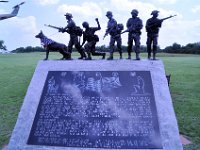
{"left": 8, "top": 59, "right": 183, "bottom": 150}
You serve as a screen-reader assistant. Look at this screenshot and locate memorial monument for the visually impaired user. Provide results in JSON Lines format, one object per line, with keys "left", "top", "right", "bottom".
{"left": 7, "top": 59, "right": 183, "bottom": 150}
{"left": 7, "top": 8, "right": 181, "bottom": 150}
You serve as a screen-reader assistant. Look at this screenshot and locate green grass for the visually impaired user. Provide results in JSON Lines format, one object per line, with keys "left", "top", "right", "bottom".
{"left": 160, "top": 54, "right": 200, "bottom": 149}
{"left": 0, "top": 52, "right": 200, "bottom": 149}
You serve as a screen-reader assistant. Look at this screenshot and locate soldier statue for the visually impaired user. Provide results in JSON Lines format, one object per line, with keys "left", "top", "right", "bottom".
{"left": 104, "top": 11, "right": 123, "bottom": 60}
{"left": 81, "top": 18, "right": 106, "bottom": 60}
{"left": 146, "top": 10, "right": 162, "bottom": 60}
{"left": 59, "top": 13, "right": 86, "bottom": 59}
{"left": 126, "top": 9, "right": 143, "bottom": 60}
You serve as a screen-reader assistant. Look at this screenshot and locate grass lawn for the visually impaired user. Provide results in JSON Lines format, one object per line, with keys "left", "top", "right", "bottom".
{"left": 0, "top": 52, "right": 200, "bottom": 149}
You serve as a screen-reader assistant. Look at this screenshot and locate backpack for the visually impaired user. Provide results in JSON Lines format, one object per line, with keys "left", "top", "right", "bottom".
{"left": 117, "top": 23, "right": 124, "bottom": 31}
{"left": 73, "top": 26, "right": 83, "bottom": 36}
{"left": 93, "top": 34, "right": 99, "bottom": 42}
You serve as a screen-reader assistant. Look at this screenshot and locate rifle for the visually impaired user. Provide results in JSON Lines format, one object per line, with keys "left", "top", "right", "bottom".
{"left": 118, "top": 29, "right": 129, "bottom": 35}
{"left": 160, "top": 14, "right": 177, "bottom": 22}
{"left": 44, "top": 24, "right": 67, "bottom": 32}
{"left": 147, "top": 15, "right": 177, "bottom": 28}
{"left": 114, "top": 23, "right": 138, "bottom": 37}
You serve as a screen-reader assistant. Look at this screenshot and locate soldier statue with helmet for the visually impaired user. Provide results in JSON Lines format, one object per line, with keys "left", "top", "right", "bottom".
{"left": 114, "top": 23, "right": 124, "bottom": 59}
{"left": 126, "top": 9, "right": 143, "bottom": 60}
{"left": 110, "top": 23, "right": 124, "bottom": 59}
{"left": 59, "top": 13, "right": 86, "bottom": 59}
{"left": 81, "top": 18, "right": 106, "bottom": 60}
{"left": 145, "top": 10, "right": 162, "bottom": 60}
{"left": 104, "top": 11, "right": 123, "bottom": 60}
{"left": 146, "top": 10, "right": 176, "bottom": 60}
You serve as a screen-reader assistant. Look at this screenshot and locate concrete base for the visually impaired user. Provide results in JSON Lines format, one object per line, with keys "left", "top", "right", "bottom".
{"left": 7, "top": 59, "right": 183, "bottom": 150}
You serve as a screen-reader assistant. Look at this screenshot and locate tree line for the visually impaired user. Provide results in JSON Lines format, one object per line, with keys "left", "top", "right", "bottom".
{"left": 10, "top": 45, "right": 149, "bottom": 53}
{"left": 0, "top": 40, "right": 200, "bottom": 54}
{"left": 164, "top": 42, "right": 200, "bottom": 54}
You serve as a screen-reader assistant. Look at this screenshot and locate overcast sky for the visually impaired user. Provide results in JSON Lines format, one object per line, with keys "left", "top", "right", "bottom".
{"left": 0, "top": 0, "right": 200, "bottom": 50}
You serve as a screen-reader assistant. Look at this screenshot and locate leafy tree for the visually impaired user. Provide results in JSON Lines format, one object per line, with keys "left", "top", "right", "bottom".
{"left": 172, "top": 43, "right": 181, "bottom": 50}
{"left": 164, "top": 42, "right": 200, "bottom": 54}
{"left": 0, "top": 40, "right": 7, "bottom": 51}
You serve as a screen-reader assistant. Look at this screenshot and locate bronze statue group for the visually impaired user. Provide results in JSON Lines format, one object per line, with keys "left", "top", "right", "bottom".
{"left": 38, "top": 9, "right": 176, "bottom": 61}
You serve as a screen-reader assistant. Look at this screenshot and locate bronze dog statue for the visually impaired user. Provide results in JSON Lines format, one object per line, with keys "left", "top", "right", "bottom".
{"left": 35, "top": 31, "right": 71, "bottom": 60}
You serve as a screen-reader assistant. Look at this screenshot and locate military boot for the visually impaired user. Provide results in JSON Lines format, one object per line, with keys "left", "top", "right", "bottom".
{"left": 78, "top": 53, "right": 86, "bottom": 59}
{"left": 153, "top": 53, "right": 156, "bottom": 60}
{"left": 119, "top": 53, "right": 122, "bottom": 59}
{"left": 78, "top": 48, "right": 86, "bottom": 59}
{"left": 85, "top": 52, "right": 92, "bottom": 60}
{"left": 136, "top": 53, "right": 140, "bottom": 60}
{"left": 127, "top": 53, "right": 131, "bottom": 59}
{"left": 148, "top": 53, "right": 151, "bottom": 59}
{"left": 102, "top": 53, "right": 106, "bottom": 59}
{"left": 78, "top": 56, "right": 84, "bottom": 59}
{"left": 153, "top": 46, "right": 157, "bottom": 60}
{"left": 107, "top": 53, "right": 113, "bottom": 60}
{"left": 66, "top": 53, "right": 72, "bottom": 60}
{"left": 83, "top": 52, "right": 87, "bottom": 59}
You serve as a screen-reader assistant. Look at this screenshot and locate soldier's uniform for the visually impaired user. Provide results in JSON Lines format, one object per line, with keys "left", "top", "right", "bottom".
{"left": 146, "top": 10, "right": 162, "bottom": 60}
{"left": 126, "top": 9, "right": 143, "bottom": 60}
{"left": 82, "top": 21, "right": 106, "bottom": 60}
{"left": 62, "top": 13, "right": 86, "bottom": 59}
{"left": 105, "top": 11, "right": 122, "bottom": 60}
{"left": 109, "top": 24, "right": 124, "bottom": 59}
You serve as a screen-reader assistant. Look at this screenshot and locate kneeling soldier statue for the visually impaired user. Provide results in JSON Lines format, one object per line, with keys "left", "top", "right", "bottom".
{"left": 81, "top": 18, "right": 106, "bottom": 60}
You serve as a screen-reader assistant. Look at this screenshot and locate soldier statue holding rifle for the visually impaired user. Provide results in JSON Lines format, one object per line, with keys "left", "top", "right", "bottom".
{"left": 81, "top": 18, "right": 106, "bottom": 60}
{"left": 104, "top": 11, "right": 123, "bottom": 60}
{"left": 59, "top": 13, "right": 86, "bottom": 59}
{"left": 126, "top": 9, "right": 143, "bottom": 60}
{"left": 146, "top": 10, "right": 176, "bottom": 60}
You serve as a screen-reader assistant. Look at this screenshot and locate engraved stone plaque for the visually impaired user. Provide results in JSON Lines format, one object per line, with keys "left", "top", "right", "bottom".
{"left": 27, "top": 71, "right": 162, "bottom": 149}
{"left": 8, "top": 60, "right": 183, "bottom": 150}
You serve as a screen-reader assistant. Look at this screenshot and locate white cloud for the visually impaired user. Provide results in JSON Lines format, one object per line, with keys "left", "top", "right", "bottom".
{"left": 34, "top": 0, "right": 60, "bottom": 6}
{"left": 42, "top": 0, "right": 200, "bottom": 49}
{"left": 1, "top": 0, "right": 195, "bottom": 51}
{"left": 155, "top": 0, "right": 177, "bottom": 4}
{"left": 0, "top": 8, "right": 6, "bottom": 13}
{"left": 110, "top": 0, "right": 178, "bottom": 20}
{"left": 192, "top": 5, "right": 200, "bottom": 13}
{"left": 108, "top": 0, "right": 183, "bottom": 48}
{"left": 158, "top": 18, "right": 200, "bottom": 48}
{"left": 55, "top": 2, "right": 103, "bottom": 47}
{"left": 0, "top": 16, "right": 39, "bottom": 50}
{"left": 57, "top": 2, "right": 103, "bottom": 18}
{"left": 111, "top": 0, "right": 155, "bottom": 19}
{"left": 11, "top": 16, "right": 38, "bottom": 33}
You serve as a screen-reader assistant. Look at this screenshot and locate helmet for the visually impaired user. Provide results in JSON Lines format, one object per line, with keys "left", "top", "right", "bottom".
{"left": 106, "top": 11, "right": 113, "bottom": 17}
{"left": 151, "top": 10, "right": 159, "bottom": 15}
{"left": 131, "top": 9, "right": 138, "bottom": 16}
{"left": 117, "top": 23, "right": 124, "bottom": 30}
{"left": 82, "top": 22, "right": 89, "bottom": 28}
{"left": 64, "top": 13, "right": 73, "bottom": 18}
